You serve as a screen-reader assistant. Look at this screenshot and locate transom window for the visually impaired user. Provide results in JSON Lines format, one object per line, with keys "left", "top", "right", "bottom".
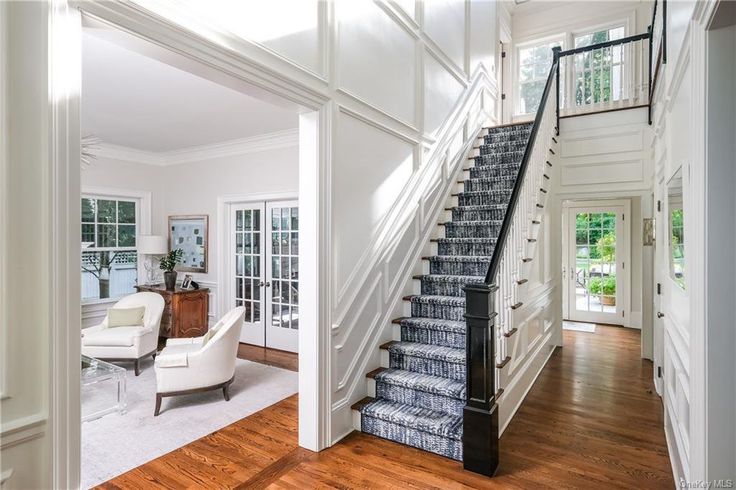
{"left": 81, "top": 197, "right": 139, "bottom": 301}
{"left": 517, "top": 38, "right": 563, "bottom": 115}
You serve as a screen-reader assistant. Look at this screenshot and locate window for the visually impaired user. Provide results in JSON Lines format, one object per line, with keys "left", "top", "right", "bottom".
{"left": 517, "top": 38, "right": 562, "bottom": 115}
{"left": 572, "top": 25, "right": 625, "bottom": 106}
{"left": 81, "top": 197, "right": 138, "bottom": 301}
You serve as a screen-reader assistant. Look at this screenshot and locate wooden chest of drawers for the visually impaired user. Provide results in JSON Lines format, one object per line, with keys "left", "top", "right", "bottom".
{"left": 135, "top": 285, "right": 209, "bottom": 338}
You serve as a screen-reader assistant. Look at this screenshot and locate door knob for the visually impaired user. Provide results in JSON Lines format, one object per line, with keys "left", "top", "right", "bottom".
{"left": 657, "top": 312, "right": 665, "bottom": 318}
{"left": 259, "top": 280, "right": 271, "bottom": 288}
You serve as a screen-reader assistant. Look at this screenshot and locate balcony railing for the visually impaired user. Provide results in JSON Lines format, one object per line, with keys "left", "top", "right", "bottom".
{"left": 556, "top": 32, "right": 651, "bottom": 120}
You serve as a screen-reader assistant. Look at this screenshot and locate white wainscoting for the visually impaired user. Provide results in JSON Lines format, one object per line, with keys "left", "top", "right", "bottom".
{"left": 557, "top": 108, "right": 652, "bottom": 194}
{"left": 330, "top": 75, "right": 498, "bottom": 442}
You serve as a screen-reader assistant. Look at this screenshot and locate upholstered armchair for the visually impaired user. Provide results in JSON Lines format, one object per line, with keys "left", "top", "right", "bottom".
{"left": 81, "top": 292, "right": 165, "bottom": 375}
{"left": 153, "top": 306, "right": 244, "bottom": 416}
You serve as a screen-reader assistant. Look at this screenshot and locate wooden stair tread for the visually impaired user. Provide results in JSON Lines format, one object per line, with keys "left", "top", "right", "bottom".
{"left": 366, "top": 367, "right": 387, "bottom": 379}
{"left": 351, "top": 396, "right": 375, "bottom": 411}
{"left": 379, "top": 340, "right": 400, "bottom": 350}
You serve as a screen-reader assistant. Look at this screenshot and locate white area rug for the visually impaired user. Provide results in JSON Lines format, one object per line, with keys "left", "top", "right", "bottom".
{"left": 563, "top": 320, "right": 597, "bottom": 333}
{"left": 81, "top": 357, "right": 298, "bottom": 489}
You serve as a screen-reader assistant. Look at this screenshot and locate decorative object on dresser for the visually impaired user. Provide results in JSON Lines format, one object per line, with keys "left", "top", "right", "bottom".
{"left": 137, "top": 235, "right": 168, "bottom": 285}
{"left": 181, "top": 274, "right": 193, "bottom": 290}
{"left": 135, "top": 284, "right": 209, "bottom": 339}
{"left": 81, "top": 292, "right": 165, "bottom": 376}
{"left": 154, "top": 306, "right": 245, "bottom": 416}
{"left": 169, "top": 215, "right": 208, "bottom": 273}
{"left": 159, "top": 248, "right": 183, "bottom": 290}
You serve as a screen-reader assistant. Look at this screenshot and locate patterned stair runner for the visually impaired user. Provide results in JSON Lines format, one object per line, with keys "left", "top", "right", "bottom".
{"left": 358, "top": 122, "right": 533, "bottom": 461}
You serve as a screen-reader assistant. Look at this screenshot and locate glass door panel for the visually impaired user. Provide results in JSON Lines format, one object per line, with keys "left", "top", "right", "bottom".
{"left": 232, "top": 203, "right": 266, "bottom": 345}
{"left": 265, "top": 201, "right": 299, "bottom": 352}
{"left": 567, "top": 205, "right": 625, "bottom": 325}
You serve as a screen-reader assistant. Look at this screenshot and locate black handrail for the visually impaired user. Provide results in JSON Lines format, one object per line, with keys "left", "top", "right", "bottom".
{"left": 461, "top": 50, "right": 559, "bottom": 477}
{"left": 483, "top": 50, "right": 559, "bottom": 285}
{"left": 557, "top": 31, "right": 650, "bottom": 58}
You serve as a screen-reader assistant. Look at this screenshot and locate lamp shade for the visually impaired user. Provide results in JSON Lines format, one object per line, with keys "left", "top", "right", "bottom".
{"left": 137, "top": 235, "right": 168, "bottom": 255}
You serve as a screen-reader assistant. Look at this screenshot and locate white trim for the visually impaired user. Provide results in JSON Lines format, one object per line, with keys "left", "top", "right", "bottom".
{"left": 94, "top": 128, "right": 299, "bottom": 166}
{"left": 50, "top": 2, "right": 83, "bottom": 487}
{"left": 0, "top": 413, "right": 48, "bottom": 449}
{"left": 0, "top": 0, "right": 8, "bottom": 401}
{"left": 0, "top": 469, "right": 14, "bottom": 485}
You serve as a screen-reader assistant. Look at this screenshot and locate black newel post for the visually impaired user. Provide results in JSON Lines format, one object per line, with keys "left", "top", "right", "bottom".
{"left": 462, "top": 283, "right": 499, "bottom": 476}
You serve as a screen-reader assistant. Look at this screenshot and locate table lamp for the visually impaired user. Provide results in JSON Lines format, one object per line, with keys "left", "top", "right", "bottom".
{"left": 137, "top": 235, "right": 168, "bottom": 285}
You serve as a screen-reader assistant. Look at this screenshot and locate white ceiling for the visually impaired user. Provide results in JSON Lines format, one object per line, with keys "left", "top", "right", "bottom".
{"left": 82, "top": 31, "right": 299, "bottom": 153}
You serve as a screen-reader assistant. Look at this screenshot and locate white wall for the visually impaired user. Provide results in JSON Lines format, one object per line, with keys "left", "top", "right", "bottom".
{"left": 1, "top": 3, "right": 54, "bottom": 488}
{"left": 80, "top": 144, "right": 299, "bottom": 328}
{"left": 162, "top": 145, "right": 299, "bottom": 325}
{"left": 125, "top": 0, "right": 503, "bottom": 445}
{"left": 649, "top": 0, "right": 735, "bottom": 483}
{"left": 554, "top": 108, "right": 654, "bottom": 349}
{"left": 705, "top": 18, "right": 736, "bottom": 481}
{"left": 82, "top": 157, "right": 166, "bottom": 234}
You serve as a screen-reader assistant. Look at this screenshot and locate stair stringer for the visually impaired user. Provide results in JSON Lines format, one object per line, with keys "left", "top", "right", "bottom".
{"left": 493, "top": 139, "right": 563, "bottom": 435}
{"left": 347, "top": 127, "right": 492, "bottom": 433}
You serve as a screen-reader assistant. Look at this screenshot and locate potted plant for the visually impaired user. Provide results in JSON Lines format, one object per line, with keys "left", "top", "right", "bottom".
{"left": 159, "top": 249, "right": 183, "bottom": 290}
{"left": 588, "top": 275, "right": 616, "bottom": 306}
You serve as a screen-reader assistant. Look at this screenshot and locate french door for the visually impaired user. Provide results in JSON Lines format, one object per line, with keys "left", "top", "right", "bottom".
{"left": 564, "top": 202, "right": 628, "bottom": 325}
{"left": 230, "top": 200, "right": 299, "bottom": 352}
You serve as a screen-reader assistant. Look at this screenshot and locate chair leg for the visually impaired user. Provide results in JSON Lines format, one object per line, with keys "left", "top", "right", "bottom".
{"left": 222, "top": 383, "right": 230, "bottom": 402}
{"left": 154, "top": 393, "right": 162, "bottom": 416}
{"left": 134, "top": 359, "right": 140, "bottom": 376}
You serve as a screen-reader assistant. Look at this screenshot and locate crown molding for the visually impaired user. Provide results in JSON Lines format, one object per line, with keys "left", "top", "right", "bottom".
{"left": 93, "top": 128, "right": 299, "bottom": 167}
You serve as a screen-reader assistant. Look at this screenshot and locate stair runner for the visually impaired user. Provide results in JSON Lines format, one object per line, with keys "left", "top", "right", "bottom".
{"left": 358, "top": 122, "right": 533, "bottom": 461}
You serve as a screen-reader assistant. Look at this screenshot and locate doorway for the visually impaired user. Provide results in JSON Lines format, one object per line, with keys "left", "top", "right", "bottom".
{"left": 229, "top": 199, "right": 299, "bottom": 352}
{"left": 48, "top": 3, "right": 332, "bottom": 485}
{"left": 563, "top": 200, "right": 630, "bottom": 325}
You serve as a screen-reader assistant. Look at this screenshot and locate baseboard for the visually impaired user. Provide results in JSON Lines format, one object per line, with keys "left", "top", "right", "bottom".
{"left": 665, "top": 414, "right": 686, "bottom": 485}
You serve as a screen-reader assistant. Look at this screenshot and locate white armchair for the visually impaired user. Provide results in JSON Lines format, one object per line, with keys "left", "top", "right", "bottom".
{"left": 153, "top": 306, "right": 244, "bottom": 416}
{"left": 81, "top": 292, "right": 165, "bottom": 376}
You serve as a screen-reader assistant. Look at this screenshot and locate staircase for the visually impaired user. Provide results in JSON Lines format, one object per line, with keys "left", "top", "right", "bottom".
{"left": 352, "top": 122, "right": 533, "bottom": 461}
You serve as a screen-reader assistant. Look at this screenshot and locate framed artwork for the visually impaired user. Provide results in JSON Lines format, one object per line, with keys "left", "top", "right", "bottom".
{"left": 169, "top": 215, "right": 208, "bottom": 273}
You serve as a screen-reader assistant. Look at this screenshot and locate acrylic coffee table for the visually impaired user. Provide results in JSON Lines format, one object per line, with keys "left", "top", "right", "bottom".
{"left": 81, "top": 355, "right": 127, "bottom": 422}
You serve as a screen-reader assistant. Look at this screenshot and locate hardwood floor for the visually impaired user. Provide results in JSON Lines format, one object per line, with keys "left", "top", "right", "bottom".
{"left": 237, "top": 343, "right": 298, "bottom": 372}
{"left": 99, "top": 325, "right": 673, "bottom": 489}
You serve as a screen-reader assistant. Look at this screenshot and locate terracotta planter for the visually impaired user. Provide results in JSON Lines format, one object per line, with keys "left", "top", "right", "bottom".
{"left": 600, "top": 295, "right": 616, "bottom": 306}
{"left": 163, "top": 271, "right": 177, "bottom": 291}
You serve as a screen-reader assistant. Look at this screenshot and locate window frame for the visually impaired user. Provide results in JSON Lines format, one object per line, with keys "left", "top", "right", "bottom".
{"left": 81, "top": 187, "right": 151, "bottom": 305}
{"left": 511, "top": 10, "right": 636, "bottom": 119}
{"left": 513, "top": 34, "right": 565, "bottom": 117}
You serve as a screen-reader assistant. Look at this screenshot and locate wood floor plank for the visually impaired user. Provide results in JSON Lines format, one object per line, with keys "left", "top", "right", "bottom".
{"left": 98, "top": 325, "right": 673, "bottom": 489}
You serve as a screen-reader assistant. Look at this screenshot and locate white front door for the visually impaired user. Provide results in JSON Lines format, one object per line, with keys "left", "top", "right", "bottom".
{"left": 230, "top": 200, "right": 299, "bottom": 352}
{"left": 565, "top": 203, "right": 628, "bottom": 325}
